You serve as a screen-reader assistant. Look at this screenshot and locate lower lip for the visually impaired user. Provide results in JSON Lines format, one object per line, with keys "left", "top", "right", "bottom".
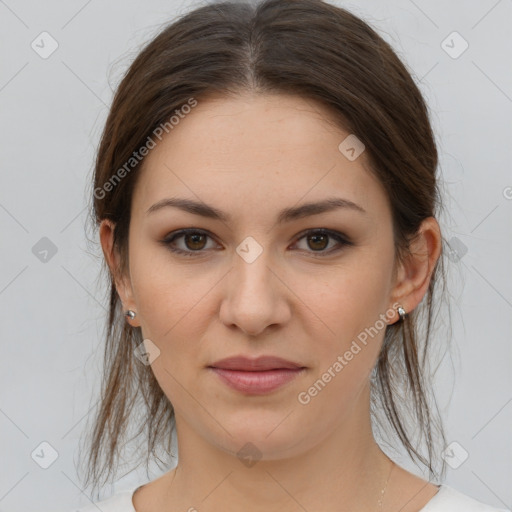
{"left": 209, "top": 367, "right": 306, "bottom": 395}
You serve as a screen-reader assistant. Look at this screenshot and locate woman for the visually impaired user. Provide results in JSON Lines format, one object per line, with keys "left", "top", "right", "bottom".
{"left": 75, "top": 0, "right": 507, "bottom": 511}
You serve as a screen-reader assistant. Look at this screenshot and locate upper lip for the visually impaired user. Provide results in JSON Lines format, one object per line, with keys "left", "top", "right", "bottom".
{"left": 208, "top": 355, "right": 305, "bottom": 371}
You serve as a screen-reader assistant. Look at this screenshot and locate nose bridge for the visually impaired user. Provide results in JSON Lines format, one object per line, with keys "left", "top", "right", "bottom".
{"left": 220, "top": 236, "right": 288, "bottom": 335}
{"left": 232, "top": 237, "right": 275, "bottom": 302}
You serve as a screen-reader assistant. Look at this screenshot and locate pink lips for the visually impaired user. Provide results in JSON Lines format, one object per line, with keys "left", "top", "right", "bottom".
{"left": 208, "top": 355, "right": 306, "bottom": 395}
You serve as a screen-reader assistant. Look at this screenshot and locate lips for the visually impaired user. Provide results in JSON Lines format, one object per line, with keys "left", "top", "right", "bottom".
{"left": 207, "top": 355, "right": 306, "bottom": 395}
{"left": 208, "top": 355, "right": 304, "bottom": 371}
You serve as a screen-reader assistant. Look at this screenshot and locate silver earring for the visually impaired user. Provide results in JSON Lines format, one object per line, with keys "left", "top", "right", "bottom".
{"left": 125, "top": 310, "right": 137, "bottom": 320}
{"left": 397, "top": 305, "right": 406, "bottom": 323}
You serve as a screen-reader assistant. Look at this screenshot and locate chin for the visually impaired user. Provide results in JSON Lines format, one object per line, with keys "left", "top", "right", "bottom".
{"left": 205, "top": 420, "right": 312, "bottom": 462}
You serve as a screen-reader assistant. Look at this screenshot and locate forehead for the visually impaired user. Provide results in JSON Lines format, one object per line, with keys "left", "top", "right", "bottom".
{"left": 132, "top": 93, "right": 389, "bottom": 223}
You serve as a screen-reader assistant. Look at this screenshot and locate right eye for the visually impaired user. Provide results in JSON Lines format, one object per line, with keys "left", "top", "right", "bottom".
{"left": 160, "top": 229, "right": 220, "bottom": 257}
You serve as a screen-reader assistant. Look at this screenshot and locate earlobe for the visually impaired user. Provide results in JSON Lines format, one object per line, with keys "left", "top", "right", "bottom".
{"left": 389, "top": 217, "right": 442, "bottom": 317}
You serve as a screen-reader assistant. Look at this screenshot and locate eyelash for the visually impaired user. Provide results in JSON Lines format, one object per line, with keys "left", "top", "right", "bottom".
{"left": 160, "top": 228, "right": 353, "bottom": 258}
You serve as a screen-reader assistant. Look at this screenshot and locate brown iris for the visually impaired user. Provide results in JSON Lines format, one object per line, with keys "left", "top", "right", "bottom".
{"left": 307, "top": 232, "right": 329, "bottom": 251}
{"left": 184, "top": 232, "right": 207, "bottom": 250}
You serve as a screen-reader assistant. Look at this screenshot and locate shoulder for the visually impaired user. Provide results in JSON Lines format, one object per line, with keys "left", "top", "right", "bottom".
{"left": 73, "top": 487, "right": 139, "bottom": 512}
{"left": 421, "top": 485, "right": 510, "bottom": 512}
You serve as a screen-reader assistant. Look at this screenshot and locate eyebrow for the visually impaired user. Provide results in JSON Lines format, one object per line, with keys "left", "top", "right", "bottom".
{"left": 145, "top": 196, "right": 367, "bottom": 223}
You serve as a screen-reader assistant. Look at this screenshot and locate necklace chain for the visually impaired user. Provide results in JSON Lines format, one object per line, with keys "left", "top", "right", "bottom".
{"left": 377, "top": 459, "right": 396, "bottom": 512}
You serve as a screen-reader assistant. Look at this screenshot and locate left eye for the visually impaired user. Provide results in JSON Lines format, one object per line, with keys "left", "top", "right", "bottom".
{"left": 292, "top": 229, "right": 351, "bottom": 254}
{"left": 161, "top": 228, "right": 351, "bottom": 257}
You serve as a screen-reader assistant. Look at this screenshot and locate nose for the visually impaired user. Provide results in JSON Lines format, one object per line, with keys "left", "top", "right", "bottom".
{"left": 219, "top": 248, "right": 291, "bottom": 337}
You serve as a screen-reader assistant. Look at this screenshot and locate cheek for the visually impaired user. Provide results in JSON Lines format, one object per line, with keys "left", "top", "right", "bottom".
{"left": 299, "top": 258, "right": 394, "bottom": 392}
{"left": 303, "top": 264, "right": 391, "bottom": 342}
{"left": 296, "top": 278, "right": 388, "bottom": 419}
{"left": 129, "top": 243, "right": 195, "bottom": 332}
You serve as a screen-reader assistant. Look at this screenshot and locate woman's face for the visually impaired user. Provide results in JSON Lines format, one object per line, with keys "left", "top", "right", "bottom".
{"left": 106, "top": 93, "right": 407, "bottom": 460}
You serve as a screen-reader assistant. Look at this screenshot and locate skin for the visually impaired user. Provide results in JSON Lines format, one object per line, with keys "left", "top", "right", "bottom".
{"left": 100, "top": 92, "right": 442, "bottom": 512}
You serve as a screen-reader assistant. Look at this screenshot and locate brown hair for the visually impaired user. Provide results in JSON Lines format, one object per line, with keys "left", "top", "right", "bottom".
{"left": 81, "top": 0, "right": 450, "bottom": 498}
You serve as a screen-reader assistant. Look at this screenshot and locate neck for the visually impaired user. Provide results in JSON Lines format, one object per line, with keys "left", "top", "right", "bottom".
{"left": 163, "top": 384, "right": 393, "bottom": 512}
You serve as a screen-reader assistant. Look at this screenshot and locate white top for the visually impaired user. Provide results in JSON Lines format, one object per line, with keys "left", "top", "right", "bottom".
{"left": 74, "top": 484, "right": 510, "bottom": 512}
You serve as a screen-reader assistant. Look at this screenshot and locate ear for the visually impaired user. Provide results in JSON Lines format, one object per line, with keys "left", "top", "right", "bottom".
{"left": 388, "top": 216, "right": 442, "bottom": 322}
{"left": 99, "top": 219, "right": 140, "bottom": 327}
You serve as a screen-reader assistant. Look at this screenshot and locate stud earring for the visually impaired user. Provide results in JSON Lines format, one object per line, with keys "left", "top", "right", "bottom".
{"left": 396, "top": 305, "right": 406, "bottom": 323}
{"left": 125, "top": 310, "right": 137, "bottom": 320}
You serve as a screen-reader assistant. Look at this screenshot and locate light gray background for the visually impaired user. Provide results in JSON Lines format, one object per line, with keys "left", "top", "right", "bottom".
{"left": 1, "top": 0, "right": 511, "bottom": 511}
